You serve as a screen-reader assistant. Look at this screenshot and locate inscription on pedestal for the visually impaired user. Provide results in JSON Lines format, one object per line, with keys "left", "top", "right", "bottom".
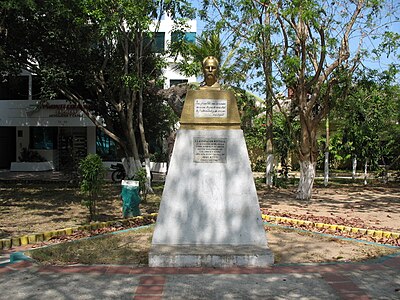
{"left": 193, "top": 137, "right": 227, "bottom": 163}
{"left": 194, "top": 99, "right": 227, "bottom": 118}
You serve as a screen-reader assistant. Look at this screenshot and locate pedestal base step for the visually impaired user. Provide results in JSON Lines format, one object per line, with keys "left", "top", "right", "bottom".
{"left": 149, "top": 244, "right": 274, "bottom": 267}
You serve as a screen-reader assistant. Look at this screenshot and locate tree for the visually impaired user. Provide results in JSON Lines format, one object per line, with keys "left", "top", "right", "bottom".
{"left": 331, "top": 69, "right": 400, "bottom": 183}
{"left": 200, "top": 0, "right": 399, "bottom": 199}
{"left": 1, "top": 0, "right": 194, "bottom": 189}
{"left": 171, "top": 31, "right": 224, "bottom": 77}
{"left": 199, "top": 1, "right": 277, "bottom": 187}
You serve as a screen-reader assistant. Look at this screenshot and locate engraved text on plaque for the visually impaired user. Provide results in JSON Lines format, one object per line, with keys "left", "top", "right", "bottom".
{"left": 194, "top": 99, "right": 227, "bottom": 118}
{"left": 193, "top": 137, "right": 227, "bottom": 163}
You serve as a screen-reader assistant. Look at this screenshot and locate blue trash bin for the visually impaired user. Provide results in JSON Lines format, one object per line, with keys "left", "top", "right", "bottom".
{"left": 121, "top": 180, "right": 141, "bottom": 217}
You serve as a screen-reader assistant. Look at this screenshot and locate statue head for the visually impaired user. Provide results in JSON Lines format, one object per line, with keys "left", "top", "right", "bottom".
{"left": 202, "top": 56, "right": 219, "bottom": 87}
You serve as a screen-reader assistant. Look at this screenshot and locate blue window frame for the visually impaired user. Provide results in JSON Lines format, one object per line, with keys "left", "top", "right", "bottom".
{"left": 30, "top": 127, "right": 58, "bottom": 150}
{"left": 153, "top": 32, "right": 165, "bottom": 52}
{"left": 171, "top": 32, "right": 196, "bottom": 44}
{"left": 96, "top": 129, "right": 118, "bottom": 160}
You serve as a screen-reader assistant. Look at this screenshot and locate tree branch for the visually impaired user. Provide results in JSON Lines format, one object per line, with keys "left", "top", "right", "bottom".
{"left": 59, "top": 88, "right": 124, "bottom": 146}
{"left": 306, "top": 26, "right": 325, "bottom": 89}
{"left": 323, "top": 0, "right": 364, "bottom": 80}
{"left": 157, "top": 83, "right": 188, "bottom": 117}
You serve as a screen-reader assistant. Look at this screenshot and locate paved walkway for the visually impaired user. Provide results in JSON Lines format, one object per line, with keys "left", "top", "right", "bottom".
{"left": 1, "top": 256, "right": 400, "bottom": 299}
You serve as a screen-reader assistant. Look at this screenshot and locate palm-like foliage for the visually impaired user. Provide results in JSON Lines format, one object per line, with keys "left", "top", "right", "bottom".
{"left": 171, "top": 30, "right": 243, "bottom": 85}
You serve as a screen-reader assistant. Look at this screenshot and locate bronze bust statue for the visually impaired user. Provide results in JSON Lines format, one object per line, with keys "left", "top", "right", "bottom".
{"left": 201, "top": 56, "right": 221, "bottom": 89}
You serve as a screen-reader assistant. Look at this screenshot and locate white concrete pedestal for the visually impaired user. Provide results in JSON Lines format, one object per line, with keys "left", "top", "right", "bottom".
{"left": 149, "top": 129, "right": 273, "bottom": 267}
{"left": 149, "top": 245, "right": 274, "bottom": 267}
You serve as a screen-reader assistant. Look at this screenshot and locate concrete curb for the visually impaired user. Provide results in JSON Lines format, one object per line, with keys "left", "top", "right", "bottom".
{"left": 5, "top": 224, "right": 155, "bottom": 266}
{"left": 262, "top": 214, "right": 400, "bottom": 239}
{"left": 4, "top": 220, "right": 400, "bottom": 268}
{"left": 0, "top": 213, "right": 157, "bottom": 250}
{"left": 3, "top": 212, "right": 399, "bottom": 250}
{"left": 264, "top": 222, "right": 400, "bottom": 251}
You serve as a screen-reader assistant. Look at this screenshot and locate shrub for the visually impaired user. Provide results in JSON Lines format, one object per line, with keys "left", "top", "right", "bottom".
{"left": 79, "top": 154, "right": 106, "bottom": 221}
{"left": 134, "top": 167, "right": 148, "bottom": 202}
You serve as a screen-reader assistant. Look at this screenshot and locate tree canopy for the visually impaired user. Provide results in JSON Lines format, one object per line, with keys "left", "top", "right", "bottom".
{"left": 1, "top": 0, "right": 194, "bottom": 181}
{"left": 330, "top": 69, "right": 400, "bottom": 172}
{"left": 199, "top": 0, "right": 399, "bottom": 199}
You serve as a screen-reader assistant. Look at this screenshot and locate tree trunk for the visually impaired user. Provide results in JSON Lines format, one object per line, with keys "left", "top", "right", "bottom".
{"left": 122, "top": 157, "right": 141, "bottom": 179}
{"left": 138, "top": 119, "right": 153, "bottom": 192}
{"left": 297, "top": 160, "right": 316, "bottom": 200}
{"left": 324, "top": 151, "right": 329, "bottom": 186}
{"left": 352, "top": 155, "right": 357, "bottom": 180}
{"left": 324, "top": 116, "right": 330, "bottom": 187}
{"left": 265, "top": 154, "right": 274, "bottom": 186}
{"left": 264, "top": 79, "right": 274, "bottom": 188}
{"left": 135, "top": 31, "right": 153, "bottom": 193}
{"left": 122, "top": 117, "right": 142, "bottom": 179}
{"left": 138, "top": 96, "right": 153, "bottom": 193}
{"left": 144, "top": 156, "right": 152, "bottom": 188}
{"left": 296, "top": 113, "right": 318, "bottom": 200}
{"left": 265, "top": 11, "right": 274, "bottom": 188}
{"left": 364, "top": 159, "right": 368, "bottom": 185}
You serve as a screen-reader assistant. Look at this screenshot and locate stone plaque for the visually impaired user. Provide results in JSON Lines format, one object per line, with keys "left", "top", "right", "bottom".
{"left": 193, "top": 137, "right": 227, "bottom": 163}
{"left": 194, "top": 99, "right": 227, "bottom": 118}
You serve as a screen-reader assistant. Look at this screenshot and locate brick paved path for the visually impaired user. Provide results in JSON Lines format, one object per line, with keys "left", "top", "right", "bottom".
{"left": 1, "top": 256, "right": 400, "bottom": 299}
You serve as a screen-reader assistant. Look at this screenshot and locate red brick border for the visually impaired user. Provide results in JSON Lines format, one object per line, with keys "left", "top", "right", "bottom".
{"left": 382, "top": 257, "right": 400, "bottom": 270}
{"left": 133, "top": 276, "right": 166, "bottom": 300}
{"left": 2, "top": 260, "right": 399, "bottom": 299}
{"left": 322, "top": 272, "right": 371, "bottom": 300}
{"left": 0, "top": 260, "right": 395, "bottom": 275}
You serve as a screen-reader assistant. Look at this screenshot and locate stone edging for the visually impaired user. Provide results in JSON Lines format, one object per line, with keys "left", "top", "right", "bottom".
{"left": 0, "top": 213, "right": 157, "bottom": 250}
{"left": 2, "top": 213, "right": 399, "bottom": 250}
{"left": 262, "top": 214, "right": 400, "bottom": 239}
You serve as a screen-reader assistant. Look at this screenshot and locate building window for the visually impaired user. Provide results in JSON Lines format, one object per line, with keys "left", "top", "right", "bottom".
{"left": 30, "top": 127, "right": 58, "bottom": 150}
{"left": 96, "top": 129, "right": 118, "bottom": 161}
{"left": 170, "top": 79, "right": 188, "bottom": 87}
{"left": 171, "top": 32, "right": 196, "bottom": 44}
{"left": 0, "top": 76, "right": 29, "bottom": 100}
{"left": 32, "top": 75, "right": 42, "bottom": 100}
{"left": 144, "top": 32, "right": 165, "bottom": 53}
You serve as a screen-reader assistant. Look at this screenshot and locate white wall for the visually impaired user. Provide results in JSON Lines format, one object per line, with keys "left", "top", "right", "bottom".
{"left": 0, "top": 100, "right": 95, "bottom": 127}
{"left": 153, "top": 14, "right": 197, "bottom": 87}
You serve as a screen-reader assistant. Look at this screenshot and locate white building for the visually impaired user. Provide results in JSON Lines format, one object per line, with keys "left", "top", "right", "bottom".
{"left": 0, "top": 16, "right": 196, "bottom": 170}
{"left": 156, "top": 14, "right": 197, "bottom": 87}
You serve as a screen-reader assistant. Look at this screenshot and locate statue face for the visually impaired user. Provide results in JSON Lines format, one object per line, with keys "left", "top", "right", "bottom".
{"left": 203, "top": 58, "right": 218, "bottom": 84}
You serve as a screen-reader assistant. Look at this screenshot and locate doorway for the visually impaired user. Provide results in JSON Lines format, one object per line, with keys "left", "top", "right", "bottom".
{"left": 0, "top": 127, "right": 16, "bottom": 169}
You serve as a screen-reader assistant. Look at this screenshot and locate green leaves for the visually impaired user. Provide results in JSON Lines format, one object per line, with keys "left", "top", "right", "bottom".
{"left": 330, "top": 69, "right": 400, "bottom": 169}
{"left": 171, "top": 30, "right": 225, "bottom": 78}
{"left": 372, "top": 31, "right": 400, "bottom": 59}
{"left": 79, "top": 154, "right": 106, "bottom": 221}
{"left": 79, "top": 154, "right": 105, "bottom": 193}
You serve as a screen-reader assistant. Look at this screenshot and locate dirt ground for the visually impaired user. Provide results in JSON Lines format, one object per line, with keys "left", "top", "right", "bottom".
{"left": 258, "top": 183, "right": 400, "bottom": 232}
{"left": 1, "top": 180, "right": 400, "bottom": 264}
{"left": 1, "top": 181, "right": 399, "bottom": 238}
{"left": 27, "top": 226, "right": 399, "bottom": 266}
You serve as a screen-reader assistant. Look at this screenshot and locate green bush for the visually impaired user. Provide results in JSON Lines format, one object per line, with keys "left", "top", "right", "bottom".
{"left": 79, "top": 154, "right": 106, "bottom": 221}
{"left": 134, "top": 167, "right": 148, "bottom": 202}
